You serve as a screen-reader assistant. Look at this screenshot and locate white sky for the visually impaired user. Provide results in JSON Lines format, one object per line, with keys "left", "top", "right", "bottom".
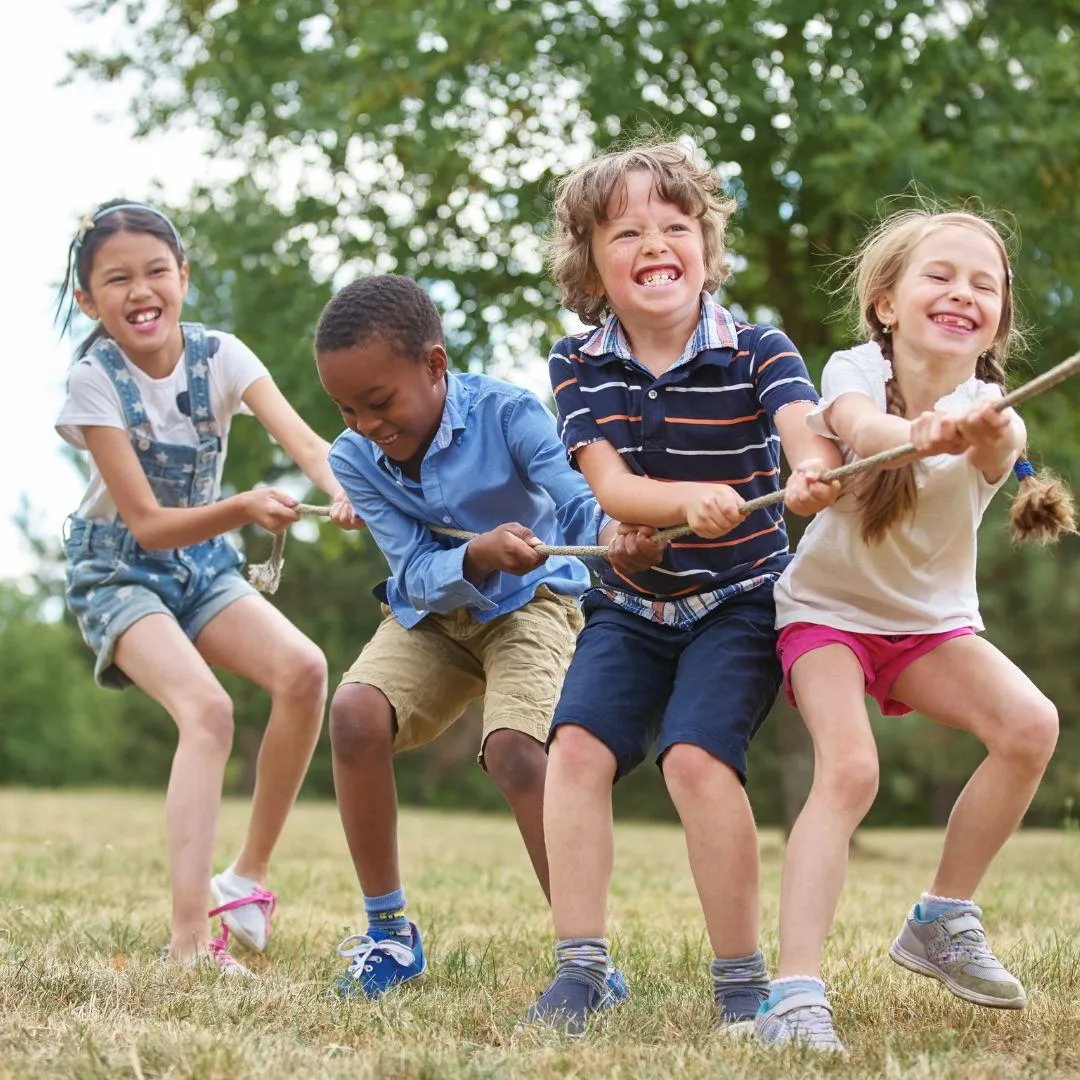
{"left": 2, "top": 1, "right": 209, "bottom": 585}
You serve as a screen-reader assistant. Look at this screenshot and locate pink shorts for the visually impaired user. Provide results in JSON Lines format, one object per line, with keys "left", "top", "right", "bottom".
{"left": 777, "top": 622, "right": 975, "bottom": 716}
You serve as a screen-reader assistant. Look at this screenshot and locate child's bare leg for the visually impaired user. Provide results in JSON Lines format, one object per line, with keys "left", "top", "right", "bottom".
{"left": 777, "top": 646, "right": 878, "bottom": 978}
{"left": 328, "top": 682, "right": 400, "bottom": 895}
{"left": 544, "top": 724, "right": 617, "bottom": 937}
{"left": 483, "top": 729, "right": 550, "bottom": 899}
{"left": 889, "top": 635, "right": 1058, "bottom": 898}
{"left": 195, "top": 595, "right": 327, "bottom": 884}
{"left": 663, "top": 744, "right": 763, "bottom": 959}
{"left": 112, "top": 614, "right": 235, "bottom": 960}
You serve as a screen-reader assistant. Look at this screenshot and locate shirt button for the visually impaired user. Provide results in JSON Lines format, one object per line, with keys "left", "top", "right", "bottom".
{"left": 443, "top": 515, "right": 452, "bottom": 523}
{"left": 138, "top": 439, "right": 150, "bottom": 451}
{"left": 647, "top": 390, "right": 658, "bottom": 400}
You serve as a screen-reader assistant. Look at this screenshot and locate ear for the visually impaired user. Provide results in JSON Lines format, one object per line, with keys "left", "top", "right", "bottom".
{"left": 425, "top": 342, "right": 449, "bottom": 383}
{"left": 178, "top": 260, "right": 191, "bottom": 297}
{"left": 873, "top": 293, "right": 897, "bottom": 330}
{"left": 74, "top": 288, "right": 98, "bottom": 321}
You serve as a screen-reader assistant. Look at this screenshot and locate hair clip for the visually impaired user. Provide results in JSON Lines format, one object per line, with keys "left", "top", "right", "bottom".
{"left": 1013, "top": 457, "right": 1035, "bottom": 481}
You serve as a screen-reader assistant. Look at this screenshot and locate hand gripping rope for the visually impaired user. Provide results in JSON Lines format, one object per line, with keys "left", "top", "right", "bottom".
{"left": 248, "top": 352, "right": 1080, "bottom": 595}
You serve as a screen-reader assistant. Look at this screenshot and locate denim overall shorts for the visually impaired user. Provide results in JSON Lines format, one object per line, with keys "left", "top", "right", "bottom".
{"left": 64, "top": 324, "right": 255, "bottom": 689}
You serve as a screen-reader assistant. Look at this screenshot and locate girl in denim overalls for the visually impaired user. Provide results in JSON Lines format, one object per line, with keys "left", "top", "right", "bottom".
{"left": 55, "top": 200, "right": 359, "bottom": 973}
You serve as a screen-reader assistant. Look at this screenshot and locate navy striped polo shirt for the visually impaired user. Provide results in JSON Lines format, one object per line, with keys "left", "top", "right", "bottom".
{"left": 549, "top": 293, "right": 820, "bottom": 602}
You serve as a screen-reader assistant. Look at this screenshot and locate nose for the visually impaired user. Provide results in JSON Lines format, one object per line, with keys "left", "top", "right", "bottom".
{"left": 640, "top": 228, "right": 668, "bottom": 255}
{"left": 948, "top": 278, "right": 974, "bottom": 303}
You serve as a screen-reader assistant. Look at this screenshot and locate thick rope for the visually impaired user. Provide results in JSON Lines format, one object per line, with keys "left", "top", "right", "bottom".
{"left": 248, "top": 352, "right": 1080, "bottom": 593}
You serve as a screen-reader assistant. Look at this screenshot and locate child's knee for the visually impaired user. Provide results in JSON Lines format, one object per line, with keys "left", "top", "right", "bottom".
{"left": 272, "top": 640, "right": 328, "bottom": 704}
{"left": 991, "top": 695, "right": 1058, "bottom": 772}
{"left": 484, "top": 729, "right": 546, "bottom": 793}
{"left": 662, "top": 743, "right": 738, "bottom": 800}
{"left": 549, "top": 723, "right": 617, "bottom": 782}
{"left": 814, "top": 748, "right": 879, "bottom": 817}
{"left": 178, "top": 687, "right": 235, "bottom": 754}
{"left": 329, "top": 683, "right": 394, "bottom": 763}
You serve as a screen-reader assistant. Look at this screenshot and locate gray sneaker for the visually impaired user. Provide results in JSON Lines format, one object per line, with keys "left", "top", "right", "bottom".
{"left": 523, "top": 970, "right": 617, "bottom": 1036}
{"left": 888, "top": 904, "right": 1027, "bottom": 1009}
{"left": 754, "top": 989, "right": 848, "bottom": 1055}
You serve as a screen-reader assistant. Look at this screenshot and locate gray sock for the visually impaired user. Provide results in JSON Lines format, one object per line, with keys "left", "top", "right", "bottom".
{"left": 555, "top": 937, "right": 610, "bottom": 995}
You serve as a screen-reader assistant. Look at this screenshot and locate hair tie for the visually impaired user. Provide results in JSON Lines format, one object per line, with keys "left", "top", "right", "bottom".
{"left": 1013, "top": 457, "right": 1035, "bottom": 481}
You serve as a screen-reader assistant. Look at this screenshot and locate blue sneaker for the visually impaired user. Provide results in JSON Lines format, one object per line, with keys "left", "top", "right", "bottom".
{"left": 333, "top": 922, "right": 426, "bottom": 999}
{"left": 714, "top": 974, "right": 769, "bottom": 1032}
{"left": 524, "top": 970, "right": 617, "bottom": 1036}
{"left": 607, "top": 966, "right": 630, "bottom": 1002}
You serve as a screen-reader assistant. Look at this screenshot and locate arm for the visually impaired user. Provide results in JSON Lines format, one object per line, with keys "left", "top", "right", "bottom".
{"left": 960, "top": 398, "right": 1025, "bottom": 482}
{"left": 330, "top": 445, "right": 522, "bottom": 613}
{"left": 828, "top": 393, "right": 969, "bottom": 463}
{"left": 83, "top": 425, "right": 299, "bottom": 550}
{"left": 243, "top": 376, "right": 361, "bottom": 528}
{"left": 772, "top": 402, "right": 842, "bottom": 515}
{"left": 575, "top": 439, "right": 744, "bottom": 538}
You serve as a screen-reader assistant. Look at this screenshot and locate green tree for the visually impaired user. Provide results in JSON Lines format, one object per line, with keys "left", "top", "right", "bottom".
{"left": 62, "top": 0, "right": 1080, "bottom": 823}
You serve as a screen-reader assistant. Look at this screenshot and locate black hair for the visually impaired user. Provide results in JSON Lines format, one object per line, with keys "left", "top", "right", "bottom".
{"left": 314, "top": 274, "right": 444, "bottom": 361}
{"left": 55, "top": 199, "right": 185, "bottom": 359}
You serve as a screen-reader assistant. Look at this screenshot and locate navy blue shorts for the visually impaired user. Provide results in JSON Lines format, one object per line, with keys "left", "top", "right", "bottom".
{"left": 549, "top": 584, "right": 782, "bottom": 783}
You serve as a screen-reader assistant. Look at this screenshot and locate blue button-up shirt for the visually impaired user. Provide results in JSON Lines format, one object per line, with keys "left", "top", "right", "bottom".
{"left": 328, "top": 372, "right": 600, "bottom": 628}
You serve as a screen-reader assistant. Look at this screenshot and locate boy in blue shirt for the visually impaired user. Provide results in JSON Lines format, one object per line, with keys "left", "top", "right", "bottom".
{"left": 315, "top": 274, "right": 652, "bottom": 998}
{"left": 527, "top": 142, "right": 841, "bottom": 1034}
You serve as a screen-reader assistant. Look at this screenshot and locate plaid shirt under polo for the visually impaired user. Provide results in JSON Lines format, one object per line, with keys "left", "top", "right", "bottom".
{"left": 549, "top": 293, "right": 820, "bottom": 627}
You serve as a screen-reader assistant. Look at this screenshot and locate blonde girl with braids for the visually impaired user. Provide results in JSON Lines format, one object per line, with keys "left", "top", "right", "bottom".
{"left": 757, "top": 209, "right": 1074, "bottom": 1053}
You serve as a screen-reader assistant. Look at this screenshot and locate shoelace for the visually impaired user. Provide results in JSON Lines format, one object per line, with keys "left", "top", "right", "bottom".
{"left": 789, "top": 1005, "right": 843, "bottom": 1048}
{"left": 337, "top": 932, "right": 416, "bottom": 978}
{"left": 209, "top": 885, "right": 277, "bottom": 925}
{"left": 944, "top": 925, "right": 999, "bottom": 966}
{"left": 207, "top": 929, "right": 248, "bottom": 972}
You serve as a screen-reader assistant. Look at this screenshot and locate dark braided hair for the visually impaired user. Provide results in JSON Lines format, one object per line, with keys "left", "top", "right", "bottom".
{"left": 314, "top": 274, "right": 444, "bottom": 362}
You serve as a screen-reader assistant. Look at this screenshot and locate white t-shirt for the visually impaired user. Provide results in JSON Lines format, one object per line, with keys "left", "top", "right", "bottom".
{"left": 774, "top": 341, "right": 1009, "bottom": 634}
{"left": 56, "top": 330, "right": 269, "bottom": 522}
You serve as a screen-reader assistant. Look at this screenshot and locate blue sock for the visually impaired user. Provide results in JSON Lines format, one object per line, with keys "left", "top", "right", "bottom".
{"left": 915, "top": 892, "right": 975, "bottom": 922}
{"left": 364, "top": 887, "right": 410, "bottom": 937}
{"left": 766, "top": 975, "right": 826, "bottom": 1009}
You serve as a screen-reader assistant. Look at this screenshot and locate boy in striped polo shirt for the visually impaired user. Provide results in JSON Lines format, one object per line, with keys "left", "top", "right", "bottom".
{"left": 525, "top": 142, "right": 841, "bottom": 1035}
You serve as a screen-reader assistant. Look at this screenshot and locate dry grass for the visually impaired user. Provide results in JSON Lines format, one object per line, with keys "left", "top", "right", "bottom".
{"left": 1, "top": 790, "right": 1078, "bottom": 1079}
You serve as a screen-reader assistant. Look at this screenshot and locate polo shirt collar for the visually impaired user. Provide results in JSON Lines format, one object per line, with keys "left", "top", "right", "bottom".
{"left": 578, "top": 292, "right": 739, "bottom": 366}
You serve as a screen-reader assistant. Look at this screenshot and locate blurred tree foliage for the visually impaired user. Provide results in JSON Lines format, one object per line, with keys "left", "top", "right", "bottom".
{"left": 13, "top": 0, "right": 1077, "bottom": 824}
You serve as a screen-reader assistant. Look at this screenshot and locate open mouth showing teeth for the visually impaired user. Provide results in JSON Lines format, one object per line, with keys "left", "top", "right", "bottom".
{"left": 931, "top": 314, "right": 975, "bottom": 331}
{"left": 128, "top": 309, "right": 162, "bottom": 325}
{"left": 637, "top": 269, "right": 680, "bottom": 287}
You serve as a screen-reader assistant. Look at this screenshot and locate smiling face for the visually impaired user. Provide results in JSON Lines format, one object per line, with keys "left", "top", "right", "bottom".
{"left": 875, "top": 224, "right": 1008, "bottom": 371}
{"left": 589, "top": 169, "right": 707, "bottom": 341}
{"left": 317, "top": 335, "right": 448, "bottom": 477}
{"left": 74, "top": 230, "right": 189, "bottom": 370}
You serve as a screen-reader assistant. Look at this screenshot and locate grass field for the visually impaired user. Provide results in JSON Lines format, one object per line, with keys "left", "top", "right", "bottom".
{"left": 1, "top": 790, "right": 1077, "bottom": 1079}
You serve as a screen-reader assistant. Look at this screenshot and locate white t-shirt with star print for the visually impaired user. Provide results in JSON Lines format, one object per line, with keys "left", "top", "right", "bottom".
{"left": 56, "top": 330, "right": 269, "bottom": 522}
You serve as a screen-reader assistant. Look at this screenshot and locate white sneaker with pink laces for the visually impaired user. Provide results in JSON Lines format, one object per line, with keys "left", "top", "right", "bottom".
{"left": 210, "top": 865, "right": 277, "bottom": 953}
{"left": 161, "top": 928, "right": 255, "bottom": 977}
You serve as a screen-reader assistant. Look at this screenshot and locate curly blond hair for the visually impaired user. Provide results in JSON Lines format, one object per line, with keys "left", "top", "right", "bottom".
{"left": 548, "top": 141, "right": 736, "bottom": 326}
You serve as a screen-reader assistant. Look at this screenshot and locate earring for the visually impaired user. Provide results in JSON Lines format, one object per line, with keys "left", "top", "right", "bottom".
{"left": 880, "top": 323, "right": 892, "bottom": 336}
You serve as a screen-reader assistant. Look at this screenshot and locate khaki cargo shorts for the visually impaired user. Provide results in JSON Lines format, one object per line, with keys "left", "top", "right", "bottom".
{"left": 340, "top": 586, "right": 584, "bottom": 767}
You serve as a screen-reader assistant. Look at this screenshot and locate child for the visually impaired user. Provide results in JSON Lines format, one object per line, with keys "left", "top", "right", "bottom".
{"left": 314, "top": 274, "right": 654, "bottom": 998}
{"left": 759, "top": 208, "right": 1073, "bottom": 1053}
{"left": 528, "top": 141, "right": 841, "bottom": 1035}
{"left": 56, "top": 199, "right": 357, "bottom": 973}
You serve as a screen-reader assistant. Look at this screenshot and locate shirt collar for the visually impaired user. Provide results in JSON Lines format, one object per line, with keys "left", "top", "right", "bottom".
{"left": 578, "top": 292, "right": 739, "bottom": 366}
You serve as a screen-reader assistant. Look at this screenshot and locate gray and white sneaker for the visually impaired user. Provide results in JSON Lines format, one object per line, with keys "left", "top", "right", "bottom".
{"left": 889, "top": 904, "right": 1027, "bottom": 1009}
{"left": 754, "top": 990, "right": 848, "bottom": 1055}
